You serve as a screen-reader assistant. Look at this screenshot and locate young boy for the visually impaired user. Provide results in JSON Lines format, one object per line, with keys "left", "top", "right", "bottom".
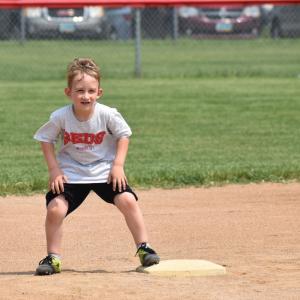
{"left": 34, "top": 58, "right": 159, "bottom": 275}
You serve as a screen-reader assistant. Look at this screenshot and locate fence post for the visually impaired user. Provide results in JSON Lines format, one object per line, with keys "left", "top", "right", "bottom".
{"left": 172, "top": 7, "right": 178, "bottom": 40}
{"left": 134, "top": 8, "right": 142, "bottom": 78}
{"left": 20, "top": 8, "right": 26, "bottom": 45}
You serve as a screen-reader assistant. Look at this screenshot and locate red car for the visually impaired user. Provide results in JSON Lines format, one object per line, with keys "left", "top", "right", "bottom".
{"left": 178, "top": 6, "right": 263, "bottom": 37}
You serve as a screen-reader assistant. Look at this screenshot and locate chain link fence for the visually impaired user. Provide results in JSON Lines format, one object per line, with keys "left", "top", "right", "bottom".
{"left": 1, "top": 5, "right": 300, "bottom": 41}
{"left": 0, "top": 4, "right": 300, "bottom": 79}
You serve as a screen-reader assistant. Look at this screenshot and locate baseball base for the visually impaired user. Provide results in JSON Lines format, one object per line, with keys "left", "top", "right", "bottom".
{"left": 136, "top": 259, "right": 226, "bottom": 277}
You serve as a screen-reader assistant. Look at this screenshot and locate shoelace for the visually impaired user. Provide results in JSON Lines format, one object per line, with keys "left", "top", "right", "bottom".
{"left": 39, "top": 255, "right": 53, "bottom": 266}
{"left": 135, "top": 243, "right": 156, "bottom": 256}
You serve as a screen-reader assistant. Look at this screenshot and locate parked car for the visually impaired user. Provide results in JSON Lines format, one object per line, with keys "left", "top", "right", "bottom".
{"left": 178, "top": 6, "right": 263, "bottom": 37}
{"left": 105, "top": 7, "right": 133, "bottom": 40}
{"left": 270, "top": 5, "right": 300, "bottom": 38}
{"left": 24, "top": 6, "right": 112, "bottom": 39}
{"left": 141, "top": 8, "right": 173, "bottom": 39}
{"left": 260, "top": 4, "right": 274, "bottom": 26}
{"left": 0, "top": 9, "right": 20, "bottom": 39}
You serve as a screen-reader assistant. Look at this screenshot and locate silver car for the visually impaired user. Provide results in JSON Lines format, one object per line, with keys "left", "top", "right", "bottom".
{"left": 105, "top": 7, "right": 133, "bottom": 40}
{"left": 24, "top": 6, "right": 112, "bottom": 39}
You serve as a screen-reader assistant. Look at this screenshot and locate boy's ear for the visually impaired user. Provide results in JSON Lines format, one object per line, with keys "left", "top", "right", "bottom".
{"left": 64, "top": 87, "right": 71, "bottom": 97}
{"left": 97, "top": 88, "right": 103, "bottom": 98}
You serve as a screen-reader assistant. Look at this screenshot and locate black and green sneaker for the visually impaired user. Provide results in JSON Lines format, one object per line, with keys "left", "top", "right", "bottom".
{"left": 136, "top": 243, "right": 160, "bottom": 267}
{"left": 35, "top": 255, "right": 62, "bottom": 275}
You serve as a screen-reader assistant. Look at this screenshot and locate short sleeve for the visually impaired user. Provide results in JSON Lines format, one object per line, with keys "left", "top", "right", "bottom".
{"left": 34, "top": 114, "right": 61, "bottom": 144}
{"left": 106, "top": 109, "right": 132, "bottom": 139}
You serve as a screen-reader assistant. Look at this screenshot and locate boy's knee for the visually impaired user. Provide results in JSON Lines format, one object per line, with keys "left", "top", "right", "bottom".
{"left": 114, "top": 192, "right": 137, "bottom": 210}
{"left": 47, "top": 196, "right": 68, "bottom": 219}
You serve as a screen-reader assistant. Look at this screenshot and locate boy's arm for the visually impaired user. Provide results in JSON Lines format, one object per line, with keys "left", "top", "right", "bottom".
{"left": 41, "top": 142, "right": 68, "bottom": 194}
{"left": 107, "top": 137, "right": 129, "bottom": 192}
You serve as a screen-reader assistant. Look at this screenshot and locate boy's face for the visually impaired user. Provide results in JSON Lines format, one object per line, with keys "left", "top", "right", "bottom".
{"left": 64, "top": 73, "right": 102, "bottom": 117}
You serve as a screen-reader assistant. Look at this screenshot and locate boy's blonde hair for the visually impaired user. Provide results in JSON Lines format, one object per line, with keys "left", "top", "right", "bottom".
{"left": 67, "top": 58, "right": 100, "bottom": 87}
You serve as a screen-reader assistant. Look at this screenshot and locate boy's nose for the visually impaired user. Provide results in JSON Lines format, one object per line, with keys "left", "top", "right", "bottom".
{"left": 83, "top": 93, "right": 89, "bottom": 99}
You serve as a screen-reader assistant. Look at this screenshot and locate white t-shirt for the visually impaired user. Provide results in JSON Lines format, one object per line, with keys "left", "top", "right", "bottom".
{"left": 34, "top": 103, "right": 132, "bottom": 183}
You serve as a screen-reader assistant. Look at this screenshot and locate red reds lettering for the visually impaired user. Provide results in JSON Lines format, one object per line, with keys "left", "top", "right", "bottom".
{"left": 64, "top": 131, "right": 106, "bottom": 145}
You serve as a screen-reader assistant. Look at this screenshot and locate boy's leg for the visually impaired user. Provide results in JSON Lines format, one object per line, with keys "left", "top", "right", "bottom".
{"left": 114, "top": 192, "right": 159, "bottom": 266}
{"left": 36, "top": 195, "right": 68, "bottom": 275}
{"left": 114, "top": 192, "right": 148, "bottom": 245}
{"left": 36, "top": 184, "right": 91, "bottom": 275}
{"left": 45, "top": 194, "right": 69, "bottom": 255}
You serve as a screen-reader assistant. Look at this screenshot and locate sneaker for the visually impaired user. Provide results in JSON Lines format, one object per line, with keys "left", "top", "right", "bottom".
{"left": 35, "top": 255, "right": 61, "bottom": 275}
{"left": 136, "top": 243, "right": 160, "bottom": 267}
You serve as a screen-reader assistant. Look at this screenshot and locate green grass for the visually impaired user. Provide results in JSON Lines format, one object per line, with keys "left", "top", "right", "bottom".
{"left": 1, "top": 38, "right": 300, "bottom": 194}
{"left": 1, "top": 38, "right": 300, "bottom": 80}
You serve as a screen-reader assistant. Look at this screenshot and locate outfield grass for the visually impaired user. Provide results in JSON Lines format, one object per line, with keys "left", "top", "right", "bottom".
{"left": 0, "top": 38, "right": 300, "bottom": 80}
{"left": 0, "top": 39, "right": 300, "bottom": 194}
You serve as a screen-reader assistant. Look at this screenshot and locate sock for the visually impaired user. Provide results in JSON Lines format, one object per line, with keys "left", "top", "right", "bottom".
{"left": 49, "top": 253, "right": 61, "bottom": 260}
{"left": 137, "top": 242, "right": 151, "bottom": 249}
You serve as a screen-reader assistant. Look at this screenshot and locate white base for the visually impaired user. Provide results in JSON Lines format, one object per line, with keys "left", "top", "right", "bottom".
{"left": 136, "top": 259, "right": 226, "bottom": 277}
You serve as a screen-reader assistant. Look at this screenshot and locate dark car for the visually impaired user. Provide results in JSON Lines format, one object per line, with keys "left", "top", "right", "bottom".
{"left": 141, "top": 8, "right": 173, "bottom": 39}
{"left": 24, "top": 7, "right": 112, "bottom": 39}
{"left": 178, "top": 6, "right": 263, "bottom": 37}
{"left": 270, "top": 5, "right": 300, "bottom": 38}
{"left": 0, "top": 9, "right": 20, "bottom": 39}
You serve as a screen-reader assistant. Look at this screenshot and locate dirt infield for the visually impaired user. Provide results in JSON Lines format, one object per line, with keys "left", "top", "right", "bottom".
{"left": 0, "top": 183, "right": 299, "bottom": 300}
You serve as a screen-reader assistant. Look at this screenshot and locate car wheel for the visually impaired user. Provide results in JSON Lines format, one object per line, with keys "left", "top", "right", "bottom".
{"left": 251, "top": 28, "right": 259, "bottom": 37}
{"left": 271, "top": 20, "right": 282, "bottom": 39}
{"left": 108, "top": 27, "right": 118, "bottom": 40}
{"left": 0, "top": 23, "right": 11, "bottom": 39}
{"left": 185, "top": 28, "right": 193, "bottom": 36}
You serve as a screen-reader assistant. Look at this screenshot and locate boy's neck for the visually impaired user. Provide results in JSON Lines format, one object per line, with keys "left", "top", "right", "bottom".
{"left": 72, "top": 104, "right": 95, "bottom": 122}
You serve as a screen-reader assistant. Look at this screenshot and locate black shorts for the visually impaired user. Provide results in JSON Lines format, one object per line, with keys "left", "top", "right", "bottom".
{"left": 45, "top": 182, "right": 138, "bottom": 216}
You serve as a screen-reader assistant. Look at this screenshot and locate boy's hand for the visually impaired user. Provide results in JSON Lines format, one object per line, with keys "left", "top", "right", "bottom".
{"left": 107, "top": 164, "right": 127, "bottom": 192}
{"left": 49, "top": 168, "right": 68, "bottom": 194}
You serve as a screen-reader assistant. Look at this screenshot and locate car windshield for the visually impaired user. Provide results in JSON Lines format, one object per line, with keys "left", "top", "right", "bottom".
{"left": 199, "top": 7, "right": 244, "bottom": 18}
{"left": 48, "top": 8, "right": 84, "bottom": 18}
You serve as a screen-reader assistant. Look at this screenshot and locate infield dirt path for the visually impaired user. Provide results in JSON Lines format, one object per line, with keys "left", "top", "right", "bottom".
{"left": 0, "top": 183, "right": 299, "bottom": 300}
